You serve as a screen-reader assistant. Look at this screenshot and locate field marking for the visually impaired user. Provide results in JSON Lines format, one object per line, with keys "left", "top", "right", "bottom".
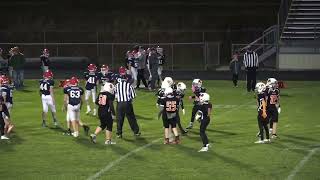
{"left": 87, "top": 138, "right": 162, "bottom": 180}
{"left": 286, "top": 147, "right": 319, "bottom": 180}
{"left": 87, "top": 99, "right": 253, "bottom": 179}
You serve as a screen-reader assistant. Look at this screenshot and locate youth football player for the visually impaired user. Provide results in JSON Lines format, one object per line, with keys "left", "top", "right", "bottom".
{"left": 255, "top": 82, "right": 270, "bottom": 144}
{"left": 0, "top": 75, "right": 14, "bottom": 134}
{"left": 39, "top": 70, "right": 58, "bottom": 127}
{"left": 84, "top": 64, "right": 99, "bottom": 116}
{"left": 266, "top": 78, "right": 281, "bottom": 138}
{"left": 0, "top": 96, "right": 10, "bottom": 139}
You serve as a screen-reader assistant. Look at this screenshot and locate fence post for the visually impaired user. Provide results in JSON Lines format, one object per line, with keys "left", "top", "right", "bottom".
{"left": 96, "top": 32, "right": 99, "bottom": 57}
{"left": 111, "top": 44, "right": 114, "bottom": 69}
{"left": 56, "top": 44, "right": 59, "bottom": 56}
{"left": 171, "top": 43, "right": 174, "bottom": 72}
{"left": 203, "top": 42, "right": 207, "bottom": 70}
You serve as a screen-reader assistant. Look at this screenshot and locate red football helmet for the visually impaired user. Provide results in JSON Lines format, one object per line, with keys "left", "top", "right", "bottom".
{"left": 0, "top": 75, "right": 9, "bottom": 84}
{"left": 70, "top": 77, "right": 79, "bottom": 86}
{"left": 101, "top": 64, "right": 109, "bottom": 72}
{"left": 88, "top": 64, "right": 97, "bottom": 72}
{"left": 119, "top": 66, "right": 126, "bottom": 75}
{"left": 43, "top": 70, "right": 53, "bottom": 79}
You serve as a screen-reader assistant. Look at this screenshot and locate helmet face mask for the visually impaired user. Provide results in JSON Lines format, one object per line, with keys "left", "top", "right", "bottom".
{"left": 101, "top": 65, "right": 109, "bottom": 74}
{"left": 266, "top": 78, "right": 278, "bottom": 89}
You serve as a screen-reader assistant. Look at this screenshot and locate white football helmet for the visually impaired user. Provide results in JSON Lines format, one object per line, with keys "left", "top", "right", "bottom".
{"left": 192, "top": 79, "right": 202, "bottom": 87}
{"left": 102, "top": 82, "right": 115, "bottom": 94}
{"left": 199, "top": 93, "right": 210, "bottom": 104}
{"left": 177, "top": 82, "right": 187, "bottom": 92}
{"left": 164, "top": 87, "right": 173, "bottom": 96}
{"left": 161, "top": 81, "right": 170, "bottom": 89}
{"left": 255, "top": 82, "right": 266, "bottom": 94}
{"left": 266, "top": 78, "right": 278, "bottom": 89}
{"left": 163, "top": 77, "right": 173, "bottom": 87}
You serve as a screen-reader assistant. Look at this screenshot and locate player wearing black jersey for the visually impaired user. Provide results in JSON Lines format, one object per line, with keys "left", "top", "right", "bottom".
{"left": 90, "top": 82, "right": 116, "bottom": 145}
{"left": 98, "top": 65, "right": 113, "bottom": 87}
{"left": 39, "top": 70, "right": 58, "bottom": 127}
{"left": 195, "top": 93, "right": 212, "bottom": 152}
{"left": 186, "top": 79, "right": 206, "bottom": 130}
{"left": 162, "top": 87, "right": 181, "bottom": 144}
{"left": 174, "top": 82, "right": 187, "bottom": 134}
{"left": 255, "top": 82, "right": 270, "bottom": 144}
{"left": 84, "top": 64, "right": 99, "bottom": 116}
{"left": 266, "top": 78, "right": 281, "bottom": 138}
{"left": 0, "top": 96, "right": 10, "bottom": 139}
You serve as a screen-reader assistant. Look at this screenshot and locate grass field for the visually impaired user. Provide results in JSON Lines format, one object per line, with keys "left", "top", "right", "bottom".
{"left": 0, "top": 80, "right": 319, "bottom": 180}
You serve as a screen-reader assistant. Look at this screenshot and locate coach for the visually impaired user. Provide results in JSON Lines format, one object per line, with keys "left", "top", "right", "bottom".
{"left": 243, "top": 47, "right": 259, "bottom": 92}
{"left": 115, "top": 78, "right": 140, "bottom": 138}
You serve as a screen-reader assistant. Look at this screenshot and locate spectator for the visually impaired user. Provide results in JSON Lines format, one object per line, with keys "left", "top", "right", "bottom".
{"left": 8, "top": 47, "right": 26, "bottom": 89}
{"left": 40, "top": 48, "right": 50, "bottom": 72}
{"left": 148, "top": 47, "right": 159, "bottom": 91}
{"left": 229, "top": 53, "right": 241, "bottom": 87}
{"left": 136, "top": 46, "right": 148, "bottom": 89}
{"left": 0, "top": 48, "right": 8, "bottom": 75}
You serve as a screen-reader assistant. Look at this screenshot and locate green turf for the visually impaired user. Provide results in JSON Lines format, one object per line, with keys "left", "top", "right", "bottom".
{"left": 0, "top": 80, "right": 319, "bottom": 180}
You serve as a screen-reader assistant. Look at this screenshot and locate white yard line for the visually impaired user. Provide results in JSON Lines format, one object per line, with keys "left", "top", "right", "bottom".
{"left": 87, "top": 138, "right": 161, "bottom": 180}
{"left": 87, "top": 99, "right": 253, "bottom": 180}
{"left": 286, "top": 148, "right": 319, "bottom": 180}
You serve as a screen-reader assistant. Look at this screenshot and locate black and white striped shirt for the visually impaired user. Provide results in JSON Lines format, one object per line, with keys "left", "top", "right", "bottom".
{"left": 115, "top": 80, "right": 136, "bottom": 102}
{"left": 243, "top": 51, "right": 259, "bottom": 68}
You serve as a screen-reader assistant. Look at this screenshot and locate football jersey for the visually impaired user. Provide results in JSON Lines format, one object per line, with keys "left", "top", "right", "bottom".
{"left": 257, "top": 93, "right": 266, "bottom": 113}
{"left": 113, "top": 73, "right": 133, "bottom": 84}
{"left": 84, "top": 71, "right": 99, "bottom": 90}
{"left": 156, "top": 88, "right": 166, "bottom": 106}
{"left": 174, "top": 89, "right": 185, "bottom": 110}
{"left": 40, "top": 55, "right": 50, "bottom": 66}
{"left": 157, "top": 54, "right": 165, "bottom": 65}
{"left": 64, "top": 86, "right": 84, "bottom": 105}
{"left": 0, "top": 103, "right": 10, "bottom": 120}
{"left": 193, "top": 86, "right": 206, "bottom": 105}
{"left": 163, "top": 95, "right": 180, "bottom": 113}
{"left": 127, "top": 58, "right": 138, "bottom": 68}
{"left": 98, "top": 71, "right": 113, "bottom": 86}
{"left": 1, "top": 85, "right": 13, "bottom": 104}
{"left": 39, "top": 79, "right": 54, "bottom": 96}
{"left": 95, "top": 92, "right": 115, "bottom": 111}
{"left": 266, "top": 88, "right": 280, "bottom": 109}
{"left": 195, "top": 102, "right": 212, "bottom": 120}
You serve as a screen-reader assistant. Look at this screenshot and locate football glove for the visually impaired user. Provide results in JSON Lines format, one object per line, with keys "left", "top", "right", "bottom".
{"left": 195, "top": 111, "right": 203, "bottom": 122}
{"left": 278, "top": 107, "right": 281, "bottom": 114}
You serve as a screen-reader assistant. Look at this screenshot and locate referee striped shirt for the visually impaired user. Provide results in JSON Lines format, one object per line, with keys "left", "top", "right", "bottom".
{"left": 115, "top": 80, "right": 136, "bottom": 102}
{"left": 243, "top": 51, "right": 259, "bottom": 68}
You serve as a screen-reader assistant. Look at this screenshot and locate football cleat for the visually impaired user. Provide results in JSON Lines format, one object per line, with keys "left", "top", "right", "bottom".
{"left": 271, "top": 134, "right": 278, "bottom": 139}
{"left": 264, "top": 139, "right": 271, "bottom": 143}
{"left": 254, "top": 140, "right": 265, "bottom": 144}
{"left": 198, "top": 146, "right": 209, "bottom": 152}
{"left": 105, "top": 140, "right": 116, "bottom": 145}
{"left": 90, "top": 134, "right": 97, "bottom": 143}
{"left": 163, "top": 138, "right": 170, "bottom": 144}
{"left": 134, "top": 132, "right": 141, "bottom": 137}
{"left": 1, "top": 135, "right": 9, "bottom": 140}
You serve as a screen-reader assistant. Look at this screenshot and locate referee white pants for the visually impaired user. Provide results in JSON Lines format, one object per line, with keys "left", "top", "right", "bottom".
{"left": 41, "top": 94, "right": 56, "bottom": 113}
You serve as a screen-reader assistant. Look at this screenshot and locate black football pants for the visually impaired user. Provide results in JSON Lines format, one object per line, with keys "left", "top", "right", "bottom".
{"left": 116, "top": 102, "right": 140, "bottom": 135}
{"left": 0, "top": 118, "right": 5, "bottom": 136}
{"left": 257, "top": 114, "right": 269, "bottom": 140}
{"left": 246, "top": 68, "right": 256, "bottom": 92}
{"left": 200, "top": 118, "right": 210, "bottom": 146}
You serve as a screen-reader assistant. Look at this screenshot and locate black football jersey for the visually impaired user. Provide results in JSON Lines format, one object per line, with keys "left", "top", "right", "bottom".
{"left": 164, "top": 95, "right": 180, "bottom": 113}
{"left": 195, "top": 102, "right": 212, "bottom": 120}
{"left": 84, "top": 71, "right": 99, "bottom": 90}
{"left": 1, "top": 85, "right": 13, "bottom": 104}
{"left": 266, "top": 88, "right": 280, "bottom": 109}
{"left": 157, "top": 54, "right": 165, "bottom": 65}
{"left": 174, "top": 89, "right": 185, "bottom": 110}
{"left": 257, "top": 93, "right": 266, "bottom": 113}
{"left": 39, "top": 79, "right": 54, "bottom": 95}
{"left": 64, "top": 86, "right": 84, "bottom": 105}
{"left": 156, "top": 88, "right": 166, "bottom": 106}
{"left": 95, "top": 92, "right": 115, "bottom": 111}
{"left": 98, "top": 72, "right": 113, "bottom": 85}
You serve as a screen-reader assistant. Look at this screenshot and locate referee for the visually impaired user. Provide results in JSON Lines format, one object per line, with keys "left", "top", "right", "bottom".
{"left": 243, "top": 47, "right": 259, "bottom": 92}
{"left": 115, "top": 77, "right": 140, "bottom": 138}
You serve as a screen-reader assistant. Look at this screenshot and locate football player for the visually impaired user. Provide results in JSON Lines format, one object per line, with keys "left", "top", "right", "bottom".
{"left": 186, "top": 79, "right": 206, "bottom": 130}
{"left": 84, "top": 64, "right": 99, "bottom": 116}
{"left": 156, "top": 81, "right": 170, "bottom": 120}
{"left": 266, "top": 78, "right": 281, "bottom": 139}
{"left": 61, "top": 78, "right": 72, "bottom": 135}
{"left": 174, "top": 82, "right": 188, "bottom": 134}
{"left": 64, "top": 77, "right": 84, "bottom": 137}
{"left": 39, "top": 70, "right": 58, "bottom": 127}
{"left": 254, "top": 82, "right": 270, "bottom": 144}
{"left": 162, "top": 87, "right": 181, "bottom": 144}
{"left": 0, "top": 75, "right": 14, "bottom": 134}
{"left": 40, "top": 48, "right": 50, "bottom": 72}
{"left": 195, "top": 93, "right": 212, "bottom": 152}
{"left": 90, "top": 82, "right": 116, "bottom": 145}
{"left": 127, "top": 50, "right": 138, "bottom": 87}
{"left": 0, "top": 96, "right": 10, "bottom": 139}
{"left": 113, "top": 66, "right": 133, "bottom": 84}
{"left": 98, "top": 64, "right": 113, "bottom": 87}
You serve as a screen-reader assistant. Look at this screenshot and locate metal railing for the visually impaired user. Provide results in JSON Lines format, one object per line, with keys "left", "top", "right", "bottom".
{"left": 278, "top": 0, "right": 293, "bottom": 38}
